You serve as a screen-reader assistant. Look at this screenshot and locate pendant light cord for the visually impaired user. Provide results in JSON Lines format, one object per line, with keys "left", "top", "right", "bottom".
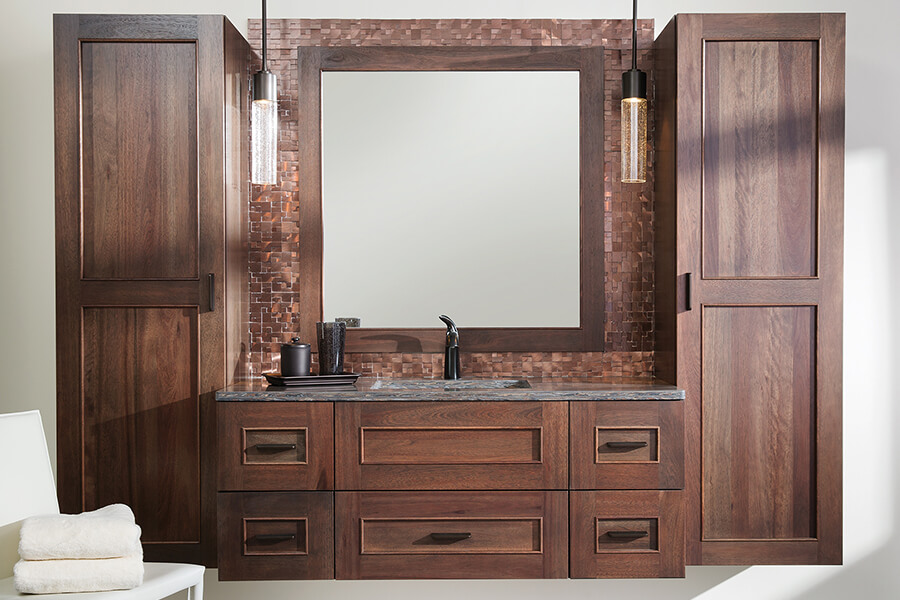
{"left": 263, "top": 0, "right": 268, "bottom": 71}
{"left": 632, "top": 0, "right": 638, "bottom": 70}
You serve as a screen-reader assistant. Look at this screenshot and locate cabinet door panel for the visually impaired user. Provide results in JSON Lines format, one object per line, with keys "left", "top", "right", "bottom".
{"left": 81, "top": 41, "right": 199, "bottom": 280}
{"left": 702, "top": 306, "right": 815, "bottom": 540}
{"left": 82, "top": 307, "right": 200, "bottom": 544}
{"left": 703, "top": 40, "right": 818, "bottom": 279}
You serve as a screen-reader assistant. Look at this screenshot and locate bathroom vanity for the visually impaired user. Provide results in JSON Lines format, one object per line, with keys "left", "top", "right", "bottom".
{"left": 52, "top": 10, "right": 843, "bottom": 580}
{"left": 215, "top": 379, "right": 684, "bottom": 579}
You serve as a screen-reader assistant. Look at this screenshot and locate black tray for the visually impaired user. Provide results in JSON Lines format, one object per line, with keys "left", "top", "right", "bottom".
{"left": 263, "top": 372, "right": 360, "bottom": 387}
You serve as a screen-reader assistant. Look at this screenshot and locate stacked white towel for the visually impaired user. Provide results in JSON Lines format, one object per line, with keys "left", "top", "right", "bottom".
{"left": 14, "top": 504, "right": 145, "bottom": 594}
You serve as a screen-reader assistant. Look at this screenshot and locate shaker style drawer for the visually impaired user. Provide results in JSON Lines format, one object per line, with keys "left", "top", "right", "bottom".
{"left": 570, "top": 491, "right": 684, "bottom": 578}
{"left": 570, "top": 401, "right": 683, "bottom": 489}
{"left": 335, "top": 402, "right": 567, "bottom": 490}
{"left": 218, "top": 402, "right": 334, "bottom": 491}
{"left": 217, "top": 492, "right": 334, "bottom": 580}
{"left": 335, "top": 491, "right": 567, "bottom": 579}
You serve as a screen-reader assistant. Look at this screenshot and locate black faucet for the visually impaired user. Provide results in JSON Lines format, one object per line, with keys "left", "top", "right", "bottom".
{"left": 439, "top": 315, "right": 461, "bottom": 380}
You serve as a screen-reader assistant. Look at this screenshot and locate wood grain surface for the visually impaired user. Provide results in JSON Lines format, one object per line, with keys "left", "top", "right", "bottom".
{"left": 335, "top": 402, "right": 567, "bottom": 490}
{"left": 218, "top": 492, "right": 334, "bottom": 580}
{"left": 570, "top": 491, "right": 684, "bottom": 578}
{"left": 336, "top": 491, "right": 567, "bottom": 579}
{"left": 81, "top": 41, "right": 199, "bottom": 280}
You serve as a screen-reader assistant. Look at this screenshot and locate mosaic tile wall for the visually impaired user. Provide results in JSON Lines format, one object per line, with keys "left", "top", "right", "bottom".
{"left": 248, "top": 19, "right": 655, "bottom": 379}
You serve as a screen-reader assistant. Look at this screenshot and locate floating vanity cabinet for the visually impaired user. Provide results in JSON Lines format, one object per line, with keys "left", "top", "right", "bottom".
{"left": 654, "top": 13, "right": 844, "bottom": 565}
{"left": 216, "top": 382, "right": 685, "bottom": 580}
{"left": 53, "top": 14, "right": 250, "bottom": 565}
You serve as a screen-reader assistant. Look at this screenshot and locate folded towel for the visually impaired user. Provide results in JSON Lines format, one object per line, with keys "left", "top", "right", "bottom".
{"left": 19, "top": 504, "right": 142, "bottom": 560}
{"left": 13, "top": 553, "right": 144, "bottom": 594}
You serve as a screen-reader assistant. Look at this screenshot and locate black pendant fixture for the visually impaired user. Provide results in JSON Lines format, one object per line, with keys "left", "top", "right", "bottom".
{"left": 621, "top": 0, "right": 647, "bottom": 183}
{"left": 251, "top": 0, "right": 277, "bottom": 185}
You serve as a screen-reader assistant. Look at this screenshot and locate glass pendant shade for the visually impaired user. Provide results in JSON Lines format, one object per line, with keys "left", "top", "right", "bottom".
{"left": 251, "top": 97, "right": 278, "bottom": 185}
{"left": 621, "top": 97, "right": 647, "bottom": 183}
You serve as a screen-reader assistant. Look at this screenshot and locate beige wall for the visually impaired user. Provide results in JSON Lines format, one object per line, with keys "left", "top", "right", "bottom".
{"left": 1, "top": 0, "right": 897, "bottom": 598}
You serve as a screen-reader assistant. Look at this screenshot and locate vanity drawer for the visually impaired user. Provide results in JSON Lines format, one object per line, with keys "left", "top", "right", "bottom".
{"left": 217, "top": 492, "right": 334, "bottom": 580}
{"left": 335, "top": 402, "right": 567, "bottom": 490}
{"left": 570, "top": 491, "right": 684, "bottom": 578}
{"left": 335, "top": 491, "right": 567, "bottom": 579}
{"left": 218, "top": 402, "right": 334, "bottom": 491}
{"left": 570, "top": 401, "right": 683, "bottom": 489}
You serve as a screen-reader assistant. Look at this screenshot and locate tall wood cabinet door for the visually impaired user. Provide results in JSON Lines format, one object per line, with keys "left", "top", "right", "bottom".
{"left": 54, "top": 15, "right": 248, "bottom": 565}
{"left": 660, "top": 13, "right": 843, "bottom": 565}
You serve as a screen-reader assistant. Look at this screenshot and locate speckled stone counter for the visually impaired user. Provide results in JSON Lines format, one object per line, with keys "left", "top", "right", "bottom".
{"left": 216, "top": 377, "right": 684, "bottom": 402}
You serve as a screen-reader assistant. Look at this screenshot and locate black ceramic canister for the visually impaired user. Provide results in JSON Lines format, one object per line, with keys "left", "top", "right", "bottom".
{"left": 280, "top": 337, "right": 311, "bottom": 377}
{"left": 316, "top": 321, "right": 346, "bottom": 375}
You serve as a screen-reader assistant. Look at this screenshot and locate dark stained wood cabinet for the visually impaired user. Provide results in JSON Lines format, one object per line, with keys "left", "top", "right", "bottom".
{"left": 54, "top": 14, "right": 250, "bottom": 565}
{"left": 217, "top": 397, "right": 684, "bottom": 580}
{"left": 654, "top": 13, "right": 844, "bottom": 565}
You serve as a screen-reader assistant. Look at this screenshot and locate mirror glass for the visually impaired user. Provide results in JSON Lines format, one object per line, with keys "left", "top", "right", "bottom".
{"left": 321, "top": 71, "right": 580, "bottom": 328}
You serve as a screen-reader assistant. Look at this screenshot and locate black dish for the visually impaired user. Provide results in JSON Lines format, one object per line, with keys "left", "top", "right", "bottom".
{"left": 263, "top": 372, "right": 360, "bottom": 387}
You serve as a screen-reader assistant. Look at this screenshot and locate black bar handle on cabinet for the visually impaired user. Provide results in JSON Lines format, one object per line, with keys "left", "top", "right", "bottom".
{"left": 254, "top": 443, "right": 297, "bottom": 452}
{"left": 685, "top": 272, "right": 693, "bottom": 311}
{"left": 429, "top": 532, "right": 472, "bottom": 542}
{"left": 606, "top": 530, "right": 649, "bottom": 540}
{"left": 253, "top": 534, "right": 296, "bottom": 542}
{"left": 604, "top": 441, "right": 648, "bottom": 450}
{"left": 208, "top": 273, "right": 215, "bottom": 312}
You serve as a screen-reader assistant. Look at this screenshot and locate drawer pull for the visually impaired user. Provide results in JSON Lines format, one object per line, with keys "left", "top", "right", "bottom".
{"left": 253, "top": 533, "right": 296, "bottom": 543}
{"left": 604, "top": 441, "right": 648, "bottom": 450}
{"left": 606, "top": 530, "right": 649, "bottom": 540}
{"left": 429, "top": 532, "right": 472, "bottom": 543}
{"left": 254, "top": 443, "right": 297, "bottom": 452}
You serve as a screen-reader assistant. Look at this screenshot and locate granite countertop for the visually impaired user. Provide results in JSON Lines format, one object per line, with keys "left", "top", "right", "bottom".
{"left": 216, "top": 377, "right": 684, "bottom": 402}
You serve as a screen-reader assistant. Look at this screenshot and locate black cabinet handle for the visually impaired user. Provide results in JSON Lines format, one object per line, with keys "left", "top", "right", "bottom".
{"left": 606, "top": 530, "right": 649, "bottom": 540}
{"left": 604, "top": 441, "right": 648, "bottom": 450}
{"left": 429, "top": 532, "right": 472, "bottom": 542}
{"left": 253, "top": 533, "right": 296, "bottom": 542}
{"left": 685, "top": 272, "right": 693, "bottom": 311}
{"left": 254, "top": 443, "right": 297, "bottom": 452}
{"left": 208, "top": 273, "right": 215, "bottom": 312}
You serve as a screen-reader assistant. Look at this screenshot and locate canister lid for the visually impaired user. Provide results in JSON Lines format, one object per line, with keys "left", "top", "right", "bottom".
{"left": 282, "top": 337, "right": 310, "bottom": 349}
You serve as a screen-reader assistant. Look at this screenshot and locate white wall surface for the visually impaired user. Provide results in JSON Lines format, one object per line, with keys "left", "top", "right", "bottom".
{"left": 0, "top": 0, "right": 896, "bottom": 598}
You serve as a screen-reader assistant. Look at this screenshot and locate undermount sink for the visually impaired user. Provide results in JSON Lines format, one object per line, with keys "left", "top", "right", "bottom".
{"left": 371, "top": 378, "right": 531, "bottom": 390}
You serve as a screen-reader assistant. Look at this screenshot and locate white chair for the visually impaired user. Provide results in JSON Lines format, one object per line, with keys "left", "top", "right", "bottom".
{"left": 0, "top": 411, "right": 204, "bottom": 600}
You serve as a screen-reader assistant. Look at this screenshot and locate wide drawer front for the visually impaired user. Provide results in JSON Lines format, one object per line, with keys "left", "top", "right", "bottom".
{"left": 336, "top": 491, "right": 568, "bottom": 579}
{"left": 217, "top": 492, "right": 334, "bottom": 580}
{"left": 335, "top": 402, "right": 567, "bottom": 489}
{"left": 218, "top": 402, "right": 334, "bottom": 490}
{"left": 570, "top": 491, "right": 684, "bottom": 578}
{"left": 570, "top": 401, "right": 684, "bottom": 489}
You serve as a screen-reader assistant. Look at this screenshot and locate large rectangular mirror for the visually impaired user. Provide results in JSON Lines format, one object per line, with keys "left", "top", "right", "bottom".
{"left": 298, "top": 46, "right": 605, "bottom": 352}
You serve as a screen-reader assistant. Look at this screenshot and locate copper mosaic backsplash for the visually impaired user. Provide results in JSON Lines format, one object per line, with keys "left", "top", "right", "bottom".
{"left": 247, "top": 18, "right": 655, "bottom": 379}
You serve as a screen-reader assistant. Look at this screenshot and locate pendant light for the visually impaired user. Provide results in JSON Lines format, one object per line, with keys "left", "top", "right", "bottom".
{"left": 251, "top": 0, "right": 277, "bottom": 185}
{"left": 621, "top": 0, "right": 647, "bottom": 184}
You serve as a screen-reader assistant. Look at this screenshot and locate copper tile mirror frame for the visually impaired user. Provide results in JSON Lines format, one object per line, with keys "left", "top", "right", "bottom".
{"left": 298, "top": 46, "right": 605, "bottom": 353}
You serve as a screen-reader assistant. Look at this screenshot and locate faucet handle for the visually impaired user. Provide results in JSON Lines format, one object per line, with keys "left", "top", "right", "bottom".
{"left": 439, "top": 315, "right": 459, "bottom": 345}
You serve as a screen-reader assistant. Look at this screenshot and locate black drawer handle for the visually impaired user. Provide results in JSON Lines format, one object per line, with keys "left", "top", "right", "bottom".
{"left": 429, "top": 532, "right": 472, "bottom": 542}
{"left": 606, "top": 530, "right": 649, "bottom": 540}
{"left": 604, "top": 441, "right": 648, "bottom": 450}
{"left": 254, "top": 443, "right": 297, "bottom": 452}
{"left": 208, "top": 273, "right": 215, "bottom": 312}
{"left": 253, "top": 533, "right": 296, "bottom": 542}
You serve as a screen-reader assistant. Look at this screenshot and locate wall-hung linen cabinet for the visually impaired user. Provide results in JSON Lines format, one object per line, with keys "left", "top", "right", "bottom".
{"left": 53, "top": 14, "right": 250, "bottom": 565}
{"left": 654, "top": 13, "right": 844, "bottom": 565}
